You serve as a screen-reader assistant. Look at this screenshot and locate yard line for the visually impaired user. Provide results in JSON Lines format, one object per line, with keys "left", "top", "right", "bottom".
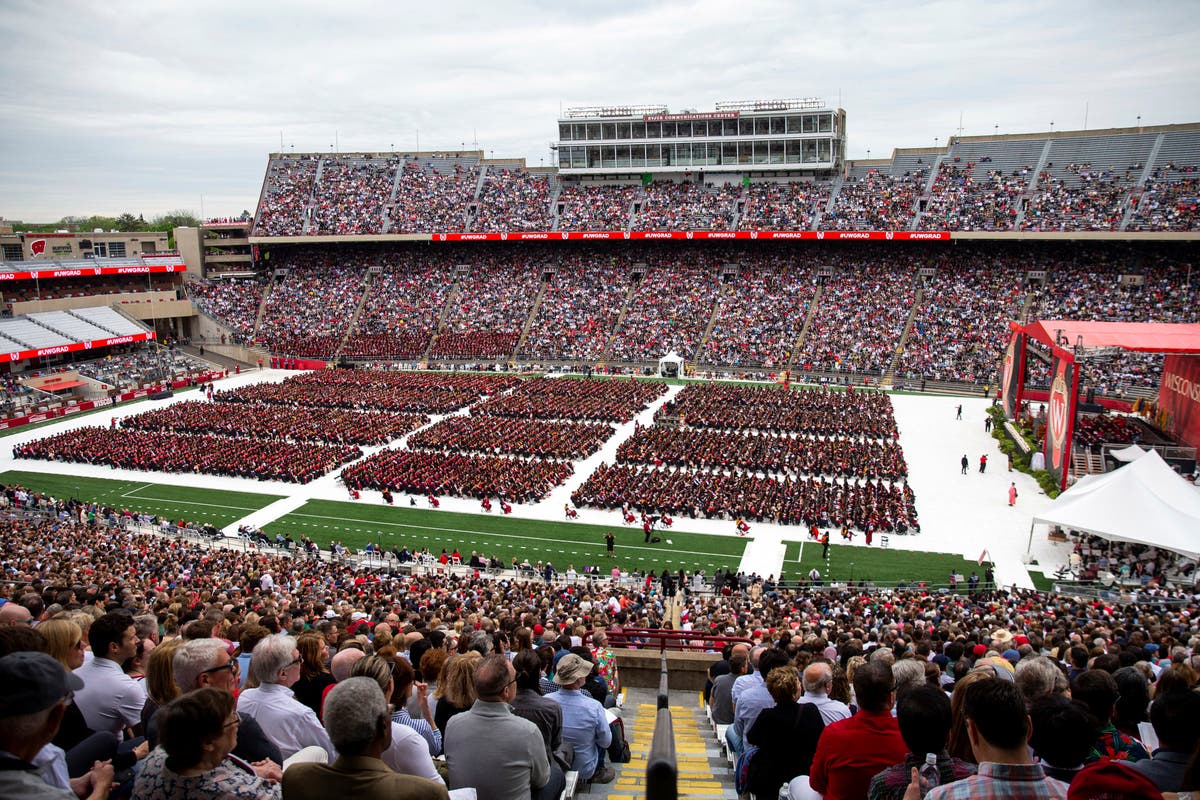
{"left": 285, "top": 512, "right": 744, "bottom": 560}
{"left": 117, "top": 495, "right": 263, "bottom": 512}
{"left": 120, "top": 484, "right": 155, "bottom": 499}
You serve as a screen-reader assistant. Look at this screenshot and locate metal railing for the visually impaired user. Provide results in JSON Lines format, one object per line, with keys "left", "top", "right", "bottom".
{"left": 646, "top": 654, "right": 677, "bottom": 800}
{"left": 607, "top": 628, "right": 753, "bottom": 652}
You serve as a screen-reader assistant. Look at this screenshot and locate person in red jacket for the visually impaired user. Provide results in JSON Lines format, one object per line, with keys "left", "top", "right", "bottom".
{"left": 802, "top": 660, "right": 907, "bottom": 800}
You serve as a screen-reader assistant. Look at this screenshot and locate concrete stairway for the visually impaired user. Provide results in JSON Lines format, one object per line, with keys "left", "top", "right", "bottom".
{"left": 594, "top": 689, "right": 736, "bottom": 800}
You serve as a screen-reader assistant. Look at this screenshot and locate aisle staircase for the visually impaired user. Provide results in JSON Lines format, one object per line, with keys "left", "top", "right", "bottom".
{"left": 595, "top": 690, "right": 736, "bottom": 800}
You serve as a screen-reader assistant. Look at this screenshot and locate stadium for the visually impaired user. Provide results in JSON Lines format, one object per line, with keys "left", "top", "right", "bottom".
{"left": 2, "top": 95, "right": 1200, "bottom": 800}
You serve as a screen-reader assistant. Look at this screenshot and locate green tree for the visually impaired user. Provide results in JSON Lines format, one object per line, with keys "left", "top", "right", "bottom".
{"left": 115, "top": 213, "right": 140, "bottom": 231}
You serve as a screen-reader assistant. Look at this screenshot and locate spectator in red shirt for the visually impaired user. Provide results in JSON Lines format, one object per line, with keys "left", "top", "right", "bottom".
{"left": 797, "top": 660, "right": 907, "bottom": 800}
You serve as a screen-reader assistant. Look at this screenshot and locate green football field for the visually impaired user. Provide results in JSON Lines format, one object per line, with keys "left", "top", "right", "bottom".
{"left": 262, "top": 499, "right": 750, "bottom": 576}
{"left": 781, "top": 539, "right": 988, "bottom": 587}
{"left": 0, "top": 470, "right": 283, "bottom": 529}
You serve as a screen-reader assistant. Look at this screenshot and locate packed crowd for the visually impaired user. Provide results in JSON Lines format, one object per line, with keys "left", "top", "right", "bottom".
{"left": 607, "top": 261, "right": 721, "bottom": 362}
{"left": 795, "top": 260, "right": 917, "bottom": 376}
{"left": 2, "top": 500, "right": 1200, "bottom": 799}
{"left": 431, "top": 260, "right": 543, "bottom": 360}
{"left": 183, "top": 242, "right": 1198, "bottom": 397}
{"left": 390, "top": 162, "right": 478, "bottom": 233}
{"left": 1073, "top": 413, "right": 1145, "bottom": 447}
{"left": 343, "top": 253, "right": 456, "bottom": 360}
{"left": 73, "top": 349, "right": 214, "bottom": 391}
{"left": 13, "top": 427, "right": 361, "bottom": 483}
{"left": 895, "top": 262, "right": 1027, "bottom": 383}
{"left": 740, "top": 181, "right": 831, "bottom": 230}
{"left": 1069, "top": 530, "right": 1197, "bottom": 587}
{"left": 257, "top": 258, "right": 366, "bottom": 359}
{"left": 633, "top": 181, "right": 740, "bottom": 230}
{"left": 473, "top": 377, "right": 666, "bottom": 424}
{"left": 701, "top": 264, "right": 812, "bottom": 368}
{"left": 616, "top": 423, "right": 909, "bottom": 481}
{"left": 187, "top": 277, "right": 264, "bottom": 343}
{"left": 824, "top": 170, "right": 925, "bottom": 231}
{"left": 341, "top": 450, "right": 574, "bottom": 503}
{"left": 1021, "top": 170, "right": 1130, "bottom": 232}
{"left": 221, "top": 370, "right": 516, "bottom": 414}
{"left": 309, "top": 157, "right": 400, "bottom": 236}
{"left": 662, "top": 384, "right": 901, "bottom": 440}
{"left": 408, "top": 415, "right": 613, "bottom": 461}
{"left": 517, "top": 261, "right": 632, "bottom": 361}
{"left": 1128, "top": 175, "right": 1200, "bottom": 231}
{"left": 472, "top": 168, "right": 553, "bottom": 232}
{"left": 922, "top": 163, "right": 1027, "bottom": 231}
{"left": 573, "top": 462, "right": 918, "bottom": 531}
{"left": 254, "top": 156, "right": 319, "bottom": 236}
{"left": 120, "top": 400, "right": 429, "bottom": 447}
{"left": 555, "top": 184, "right": 638, "bottom": 230}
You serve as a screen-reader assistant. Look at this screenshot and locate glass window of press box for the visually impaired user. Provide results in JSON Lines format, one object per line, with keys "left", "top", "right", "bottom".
{"left": 558, "top": 113, "right": 835, "bottom": 141}
{"left": 559, "top": 139, "right": 833, "bottom": 168}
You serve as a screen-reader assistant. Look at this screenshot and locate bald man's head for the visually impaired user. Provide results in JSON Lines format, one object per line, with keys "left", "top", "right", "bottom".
{"left": 330, "top": 647, "right": 366, "bottom": 681}
{"left": 802, "top": 662, "right": 833, "bottom": 694}
{"left": 0, "top": 602, "right": 33, "bottom": 627}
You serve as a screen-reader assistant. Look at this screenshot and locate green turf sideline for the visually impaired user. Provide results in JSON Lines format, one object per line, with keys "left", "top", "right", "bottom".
{"left": 781, "top": 539, "right": 988, "bottom": 585}
{"left": 0, "top": 470, "right": 283, "bottom": 528}
{"left": 263, "top": 499, "right": 749, "bottom": 575}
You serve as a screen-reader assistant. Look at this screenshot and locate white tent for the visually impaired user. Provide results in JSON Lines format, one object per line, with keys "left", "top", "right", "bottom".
{"left": 1109, "top": 443, "right": 1148, "bottom": 463}
{"left": 1031, "top": 450, "right": 1200, "bottom": 558}
{"left": 657, "top": 351, "right": 684, "bottom": 378}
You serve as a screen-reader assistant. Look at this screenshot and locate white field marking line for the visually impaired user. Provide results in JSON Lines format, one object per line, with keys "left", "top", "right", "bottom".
{"left": 286, "top": 512, "right": 746, "bottom": 560}
{"left": 119, "top": 483, "right": 272, "bottom": 511}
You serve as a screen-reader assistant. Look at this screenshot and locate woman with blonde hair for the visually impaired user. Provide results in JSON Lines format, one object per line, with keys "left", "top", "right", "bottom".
{"left": 433, "top": 651, "right": 481, "bottom": 732}
{"left": 40, "top": 618, "right": 87, "bottom": 671}
{"left": 141, "top": 638, "right": 186, "bottom": 731}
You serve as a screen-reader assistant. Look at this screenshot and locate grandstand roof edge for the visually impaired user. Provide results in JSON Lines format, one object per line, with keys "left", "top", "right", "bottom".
{"left": 951, "top": 121, "right": 1200, "bottom": 144}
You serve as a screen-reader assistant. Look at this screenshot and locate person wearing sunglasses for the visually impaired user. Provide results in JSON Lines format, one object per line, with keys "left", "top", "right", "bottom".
{"left": 237, "top": 635, "right": 335, "bottom": 762}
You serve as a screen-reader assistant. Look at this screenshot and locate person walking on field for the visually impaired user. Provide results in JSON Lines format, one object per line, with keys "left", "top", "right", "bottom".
{"left": 960, "top": 454, "right": 969, "bottom": 475}
{"left": 1008, "top": 483, "right": 1018, "bottom": 506}
{"left": 956, "top": 404, "right": 963, "bottom": 420}
{"left": 979, "top": 454, "right": 988, "bottom": 474}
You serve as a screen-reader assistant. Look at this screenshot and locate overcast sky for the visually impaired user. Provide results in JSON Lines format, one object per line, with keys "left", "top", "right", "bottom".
{"left": 1, "top": 0, "right": 1197, "bottom": 222}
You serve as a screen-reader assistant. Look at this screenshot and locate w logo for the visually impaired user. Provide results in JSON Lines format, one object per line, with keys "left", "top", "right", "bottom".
{"left": 500, "top": 233, "right": 508, "bottom": 241}
{"left": 438, "top": 234, "right": 447, "bottom": 241}
{"left": 885, "top": 231, "right": 894, "bottom": 240}
{"left": 816, "top": 231, "right": 825, "bottom": 240}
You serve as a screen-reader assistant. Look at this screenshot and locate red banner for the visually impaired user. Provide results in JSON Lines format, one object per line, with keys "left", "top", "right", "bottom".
{"left": 0, "top": 263, "right": 185, "bottom": 282}
{"left": 2, "top": 332, "right": 156, "bottom": 363}
{"left": 1160, "top": 355, "right": 1200, "bottom": 450}
{"left": 430, "top": 230, "right": 951, "bottom": 242}
{"left": 1000, "top": 330, "right": 1023, "bottom": 419}
{"left": 1044, "top": 355, "right": 1079, "bottom": 492}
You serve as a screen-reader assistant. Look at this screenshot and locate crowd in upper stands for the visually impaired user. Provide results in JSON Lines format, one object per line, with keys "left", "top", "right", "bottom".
{"left": 183, "top": 241, "right": 1199, "bottom": 398}
{"left": 245, "top": 131, "right": 1199, "bottom": 238}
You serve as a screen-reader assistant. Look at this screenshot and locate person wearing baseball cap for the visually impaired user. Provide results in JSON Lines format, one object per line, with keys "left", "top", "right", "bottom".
{"left": 548, "top": 654, "right": 613, "bottom": 784}
{"left": 0, "top": 651, "right": 114, "bottom": 800}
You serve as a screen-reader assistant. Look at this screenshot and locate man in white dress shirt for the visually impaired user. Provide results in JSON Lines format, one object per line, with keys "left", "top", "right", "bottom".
{"left": 236, "top": 634, "right": 336, "bottom": 761}
{"left": 797, "top": 662, "right": 852, "bottom": 724}
{"left": 72, "top": 611, "right": 146, "bottom": 741}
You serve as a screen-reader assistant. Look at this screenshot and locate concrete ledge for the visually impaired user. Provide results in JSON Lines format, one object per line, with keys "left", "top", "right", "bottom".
{"left": 613, "top": 648, "right": 719, "bottom": 691}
